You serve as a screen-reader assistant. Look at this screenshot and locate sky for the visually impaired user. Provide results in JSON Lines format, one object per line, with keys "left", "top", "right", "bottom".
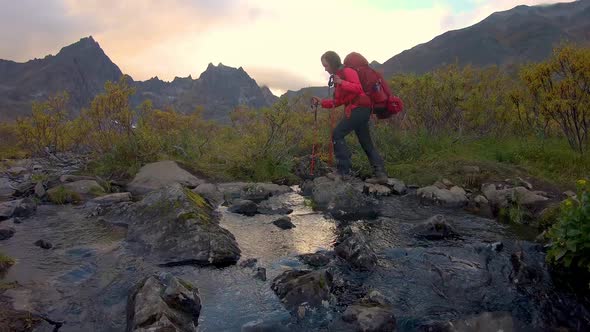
{"left": 0, "top": 0, "right": 577, "bottom": 96}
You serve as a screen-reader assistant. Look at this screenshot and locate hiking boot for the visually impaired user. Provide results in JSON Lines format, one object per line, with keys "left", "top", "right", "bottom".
{"left": 365, "top": 172, "right": 388, "bottom": 185}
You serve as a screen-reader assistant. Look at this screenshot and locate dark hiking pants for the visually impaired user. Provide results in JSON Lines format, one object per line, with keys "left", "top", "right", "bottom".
{"left": 332, "top": 107, "right": 385, "bottom": 175}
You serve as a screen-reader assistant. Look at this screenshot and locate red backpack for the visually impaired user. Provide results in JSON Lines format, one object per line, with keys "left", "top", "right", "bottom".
{"left": 343, "top": 52, "right": 404, "bottom": 119}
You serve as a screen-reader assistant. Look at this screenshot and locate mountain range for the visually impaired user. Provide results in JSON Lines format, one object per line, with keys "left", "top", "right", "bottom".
{"left": 0, "top": 37, "right": 278, "bottom": 122}
{"left": 1, "top": 0, "right": 589, "bottom": 121}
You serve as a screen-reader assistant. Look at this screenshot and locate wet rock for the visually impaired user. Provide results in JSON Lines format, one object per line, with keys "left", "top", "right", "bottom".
{"left": 228, "top": 199, "right": 259, "bottom": 216}
{"left": 300, "top": 180, "right": 314, "bottom": 197}
{"left": 334, "top": 291, "right": 396, "bottom": 332}
{"left": 126, "top": 160, "right": 205, "bottom": 197}
{"left": 0, "top": 198, "right": 36, "bottom": 221}
{"left": 0, "top": 227, "right": 15, "bottom": 240}
{"left": 310, "top": 177, "right": 347, "bottom": 210}
{"left": 417, "top": 185, "right": 468, "bottom": 208}
{"left": 387, "top": 178, "right": 407, "bottom": 195}
{"left": 335, "top": 228, "right": 378, "bottom": 271}
{"left": 193, "top": 183, "right": 223, "bottom": 206}
{"left": 240, "top": 183, "right": 291, "bottom": 203}
{"left": 124, "top": 183, "right": 241, "bottom": 266}
{"left": 466, "top": 194, "right": 494, "bottom": 218}
{"left": 241, "top": 319, "right": 291, "bottom": 332}
{"left": 258, "top": 206, "right": 293, "bottom": 215}
{"left": 363, "top": 183, "right": 392, "bottom": 197}
{"left": 87, "top": 192, "right": 132, "bottom": 206}
{"left": 34, "top": 239, "right": 53, "bottom": 249}
{"left": 299, "top": 251, "right": 334, "bottom": 268}
{"left": 271, "top": 269, "right": 333, "bottom": 312}
{"left": 13, "top": 181, "right": 35, "bottom": 197}
{"left": 563, "top": 190, "right": 576, "bottom": 198}
{"left": 48, "top": 180, "right": 105, "bottom": 202}
{"left": 254, "top": 267, "right": 267, "bottom": 281}
{"left": 239, "top": 258, "right": 258, "bottom": 268}
{"left": 127, "top": 272, "right": 201, "bottom": 332}
{"left": 0, "top": 307, "right": 44, "bottom": 331}
{"left": 412, "top": 215, "right": 459, "bottom": 240}
{"left": 483, "top": 185, "right": 548, "bottom": 208}
{"left": 491, "top": 242, "right": 503, "bottom": 252}
{"left": 510, "top": 250, "right": 543, "bottom": 285}
{"left": 273, "top": 217, "right": 295, "bottom": 230}
{"left": 328, "top": 185, "right": 379, "bottom": 221}
{"left": 34, "top": 181, "right": 46, "bottom": 198}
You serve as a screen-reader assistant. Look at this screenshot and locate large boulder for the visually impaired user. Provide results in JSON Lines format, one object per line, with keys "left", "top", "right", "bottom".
{"left": 127, "top": 161, "right": 205, "bottom": 197}
{"left": 192, "top": 183, "right": 223, "bottom": 206}
{"left": 332, "top": 291, "right": 396, "bottom": 332}
{"left": 126, "top": 273, "right": 201, "bottom": 332}
{"left": 271, "top": 269, "right": 333, "bottom": 313}
{"left": 124, "top": 183, "right": 240, "bottom": 266}
{"left": 335, "top": 227, "right": 378, "bottom": 271}
{"left": 328, "top": 185, "right": 380, "bottom": 221}
{"left": 417, "top": 185, "right": 468, "bottom": 208}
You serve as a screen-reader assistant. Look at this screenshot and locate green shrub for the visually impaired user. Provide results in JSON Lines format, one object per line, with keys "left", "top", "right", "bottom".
{"left": 546, "top": 180, "right": 590, "bottom": 274}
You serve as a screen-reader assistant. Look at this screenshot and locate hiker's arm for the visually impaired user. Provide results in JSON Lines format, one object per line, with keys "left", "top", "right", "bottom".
{"left": 339, "top": 68, "right": 364, "bottom": 94}
{"left": 321, "top": 99, "right": 341, "bottom": 108}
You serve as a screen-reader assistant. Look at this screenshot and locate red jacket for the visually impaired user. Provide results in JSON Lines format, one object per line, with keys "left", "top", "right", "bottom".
{"left": 321, "top": 67, "right": 371, "bottom": 118}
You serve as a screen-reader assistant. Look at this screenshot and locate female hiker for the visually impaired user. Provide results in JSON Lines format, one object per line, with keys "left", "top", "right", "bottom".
{"left": 311, "top": 50, "right": 388, "bottom": 184}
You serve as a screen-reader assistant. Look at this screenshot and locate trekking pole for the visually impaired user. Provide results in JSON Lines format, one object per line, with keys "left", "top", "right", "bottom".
{"left": 310, "top": 100, "right": 319, "bottom": 176}
{"left": 327, "top": 75, "right": 335, "bottom": 167}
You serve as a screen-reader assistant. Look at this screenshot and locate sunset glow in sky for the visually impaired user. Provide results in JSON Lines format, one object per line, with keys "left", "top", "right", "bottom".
{"left": 0, "top": 0, "right": 576, "bottom": 95}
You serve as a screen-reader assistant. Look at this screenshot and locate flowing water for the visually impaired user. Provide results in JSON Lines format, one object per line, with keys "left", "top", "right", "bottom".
{"left": 1, "top": 188, "right": 588, "bottom": 331}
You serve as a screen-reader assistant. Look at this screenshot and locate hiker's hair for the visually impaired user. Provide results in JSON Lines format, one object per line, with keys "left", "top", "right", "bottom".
{"left": 321, "top": 51, "right": 342, "bottom": 71}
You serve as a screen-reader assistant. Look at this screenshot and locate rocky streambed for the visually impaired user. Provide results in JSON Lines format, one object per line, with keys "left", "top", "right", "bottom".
{"left": 0, "top": 159, "right": 588, "bottom": 331}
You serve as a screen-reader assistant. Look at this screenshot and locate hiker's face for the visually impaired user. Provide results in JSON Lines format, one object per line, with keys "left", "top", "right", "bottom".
{"left": 321, "top": 58, "right": 334, "bottom": 74}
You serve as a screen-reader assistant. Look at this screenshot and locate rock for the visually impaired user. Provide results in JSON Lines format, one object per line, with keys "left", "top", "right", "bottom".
{"left": 0, "top": 227, "right": 15, "bottom": 240}
{"left": 193, "top": 183, "right": 223, "bottom": 206}
{"left": 127, "top": 272, "right": 201, "bottom": 332}
{"left": 483, "top": 185, "right": 548, "bottom": 209}
{"left": 335, "top": 228, "right": 378, "bottom": 271}
{"left": 127, "top": 161, "right": 205, "bottom": 197}
{"left": 328, "top": 185, "right": 380, "bottom": 221}
{"left": 564, "top": 190, "right": 576, "bottom": 198}
{"left": 449, "top": 312, "right": 515, "bottom": 332}
{"left": 87, "top": 192, "right": 132, "bottom": 206}
{"left": 442, "top": 178, "right": 454, "bottom": 187}
{"left": 13, "top": 181, "right": 34, "bottom": 197}
{"left": 34, "top": 240, "right": 53, "bottom": 249}
{"left": 363, "top": 183, "right": 392, "bottom": 197}
{"left": 228, "top": 199, "right": 259, "bottom": 216}
{"left": 34, "top": 182, "right": 46, "bottom": 198}
{"left": 32, "top": 164, "right": 43, "bottom": 171}
{"left": 0, "top": 177, "right": 15, "bottom": 201}
{"left": 124, "top": 183, "right": 241, "bottom": 266}
{"left": 258, "top": 207, "right": 293, "bottom": 215}
{"left": 47, "top": 180, "right": 105, "bottom": 203}
{"left": 240, "top": 183, "right": 291, "bottom": 203}
{"left": 271, "top": 269, "right": 333, "bottom": 312}
{"left": 517, "top": 177, "right": 533, "bottom": 190}
{"left": 433, "top": 180, "right": 448, "bottom": 190}
{"left": 254, "top": 267, "right": 267, "bottom": 281}
{"left": 241, "top": 319, "right": 290, "bottom": 332}
{"left": 387, "top": 178, "right": 407, "bottom": 195}
{"left": 59, "top": 175, "right": 96, "bottom": 183}
{"left": 273, "top": 217, "right": 295, "bottom": 230}
{"left": 510, "top": 250, "right": 543, "bottom": 285}
{"left": 239, "top": 258, "right": 258, "bottom": 268}
{"left": 0, "top": 198, "right": 37, "bottom": 221}
{"left": 417, "top": 185, "right": 468, "bottom": 208}
{"left": 299, "top": 251, "right": 334, "bottom": 268}
{"left": 335, "top": 291, "right": 396, "bottom": 332}
{"left": 466, "top": 194, "right": 494, "bottom": 218}
{"left": 491, "top": 242, "right": 504, "bottom": 252}
{"left": 7, "top": 166, "right": 27, "bottom": 176}
{"left": 412, "top": 215, "right": 459, "bottom": 240}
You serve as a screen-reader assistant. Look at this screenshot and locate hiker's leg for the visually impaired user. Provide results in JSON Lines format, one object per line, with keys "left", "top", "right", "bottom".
{"left": 332, "top": 115, "right": 356, "bottom": 174}
{"left": 353, "top": 107, "right": 386, "bottom": 176}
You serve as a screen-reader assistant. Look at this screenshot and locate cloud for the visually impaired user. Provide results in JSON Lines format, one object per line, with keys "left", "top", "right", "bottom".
{"left": 0, "top": 0, "right": 579, "bottom": 93}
